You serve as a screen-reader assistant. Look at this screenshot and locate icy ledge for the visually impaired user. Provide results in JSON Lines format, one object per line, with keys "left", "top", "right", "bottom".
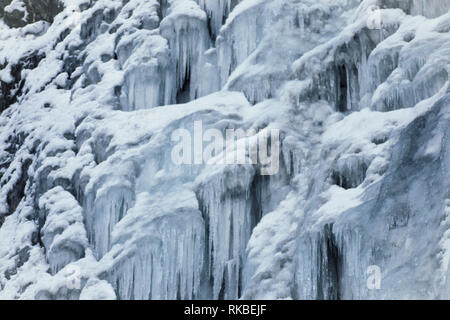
{"left": 0, "top": 0, "right": 449, "bottom": 299}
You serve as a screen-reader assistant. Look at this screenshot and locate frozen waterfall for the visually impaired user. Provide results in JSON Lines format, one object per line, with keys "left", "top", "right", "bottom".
{"left": 0, "top": 0, "right": 449, "bottom": 300}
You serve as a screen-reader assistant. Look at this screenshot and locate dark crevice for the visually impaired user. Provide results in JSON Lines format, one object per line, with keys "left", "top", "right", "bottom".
{"left": 206, "top": 15, "right": 214, "bottom": 41}
{"left": 336, "top": 64, "right": 348, "bottom": 112}
{"left": 158, "top": 0, "right": 169, "bottom": 21}
{"left": 331, "top": 170, "right": 351, "bottom": 190}
{"left": 372, "top": 136, "right": 388, "bottom": 145}
{"left": 176, "top": 65, "right": 191, "bottom": 104}
{"left": 6, "top": 158, "right": 32, "bottom": 215}
{"left": 316, "top": 224, "right": 343, "bottom": 300}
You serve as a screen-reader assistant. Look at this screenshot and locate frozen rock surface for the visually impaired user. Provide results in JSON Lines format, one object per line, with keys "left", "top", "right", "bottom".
{"left": 0, "top": 0, "right": 449, "bottom": 299}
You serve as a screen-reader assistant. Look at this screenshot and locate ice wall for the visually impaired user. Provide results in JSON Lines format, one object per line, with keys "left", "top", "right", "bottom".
{"left": 380, "top": 0, "right": 450, "bottom": 19}
{"left": 103, "top": 191, "right": 205, "bottom": 299}
{"left": 0, "top": 0, "right": 449, "bottom": 300}
{"left": 196, "top": 165, "right": 257, "bottom": 299}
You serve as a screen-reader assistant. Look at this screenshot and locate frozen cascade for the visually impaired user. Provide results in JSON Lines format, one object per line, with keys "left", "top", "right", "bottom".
{"left": 367, "top": 11, "right": 450, "bottom": 111}
{"left": 83, "top": 184, "right": 135, "bottom": 259}
{"left": 409, "top": 0, "right": 450, "bottom": 18}
{"left": 75, "top": 117, "right": 139, "bottom": 259}
{"left": 113, "top": 0, "right": 172, "bottom": 110}
{"left": 38, "top": 187, "right": 88, "bottom": 274}
{"left": 295, "top": 95, "right": 450, "bottom": 299}
{"left": 380, "top": 0, "right": 450, "bottom": 19}
{"left": 216, "top": 0, "right": 268, "bottom": 87}
{"left": 160, "top": 0, "right": 212, "bottom": 104}
{"left": 196, "top": 0, "right": 241, "bottom": 39}
{"left": 217, "top": 0, "right": 362, "bottom": 104}
{"left": 331, "top": 155, "right": 369, "bottom": 190}
{"left": 194, "top": 155, "right": 291, "bottom": 299}
{"left": 293, "top": 22, "right": 400, "bottom": 112}
{"left": 118, "top": 32, "right": 173, "bottom": 110}
{"left": 0, "top": 0, "right": 449, "bottom": 300}
{"left": 196, "top": 164, "right": 267, "bottom": 299}
{"left": 294, "top": 224, "right": 364, "bottom": 300}
{"left": 103, "top": 190, "right": 205, "bottom": 299}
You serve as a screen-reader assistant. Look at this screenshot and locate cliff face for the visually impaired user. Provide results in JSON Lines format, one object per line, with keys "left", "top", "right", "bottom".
{"left": 0, "top": 0, "right": 62, "bottom": 28}
{"left": 0, "top": 0, "right": 449, "bottom": 300}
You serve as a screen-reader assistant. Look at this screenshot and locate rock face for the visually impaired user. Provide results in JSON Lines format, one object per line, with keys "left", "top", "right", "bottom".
{"left": 0, "top": 0, "right": 449, "bottom": 300}
{"left": 1, "top": 0, "right": 63, "bottom": 28}
{"left": 0, "top": 0, "right": 10, "bottom": 15}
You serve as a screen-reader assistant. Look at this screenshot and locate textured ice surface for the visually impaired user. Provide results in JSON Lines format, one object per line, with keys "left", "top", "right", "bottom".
{"left": 0, "top": 0, "right": 449, "bottom": 300}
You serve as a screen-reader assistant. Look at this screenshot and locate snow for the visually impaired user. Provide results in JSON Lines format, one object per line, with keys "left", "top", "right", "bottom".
{"left": 4, "top": 0, "right": 26, "bottom": 15}
{"left": 0, "top": 0, "right": 449, "bottom": 300}
{"left": 39, "top": 187, "right": 88, "bottom": 274}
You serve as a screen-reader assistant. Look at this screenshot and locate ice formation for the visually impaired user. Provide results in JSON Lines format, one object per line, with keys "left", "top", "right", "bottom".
{"left": 0, "top": 0, "right": 449, "bottom": 300}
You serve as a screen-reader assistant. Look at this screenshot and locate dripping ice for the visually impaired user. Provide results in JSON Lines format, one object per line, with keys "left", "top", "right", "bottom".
{"left": 0, "top": 0, "right": 448, "bottom": 300}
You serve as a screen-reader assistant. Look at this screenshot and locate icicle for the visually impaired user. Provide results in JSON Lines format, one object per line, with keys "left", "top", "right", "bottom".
{"left": 117, "top": 32, "right": 173, "bottom": 110}
{"left": 160, "top": 0, "right": 212, "bottom": 103}
{"left": 331, "top": 155, "right": 369, "bottom": 190}
{"left": 39, "top": 187, "right": 88, "bottom": 274}
{"left": 83, "top": 183, "right": 135, "bottom": 259}
{"left": 294, "top": 225, "right": 364, "bottom": 299}
{"left": 196, "top": 165, "right": 256, "bottom": 299}
{"left": 105, "top": 191, "right": 205, "bottom": 299}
